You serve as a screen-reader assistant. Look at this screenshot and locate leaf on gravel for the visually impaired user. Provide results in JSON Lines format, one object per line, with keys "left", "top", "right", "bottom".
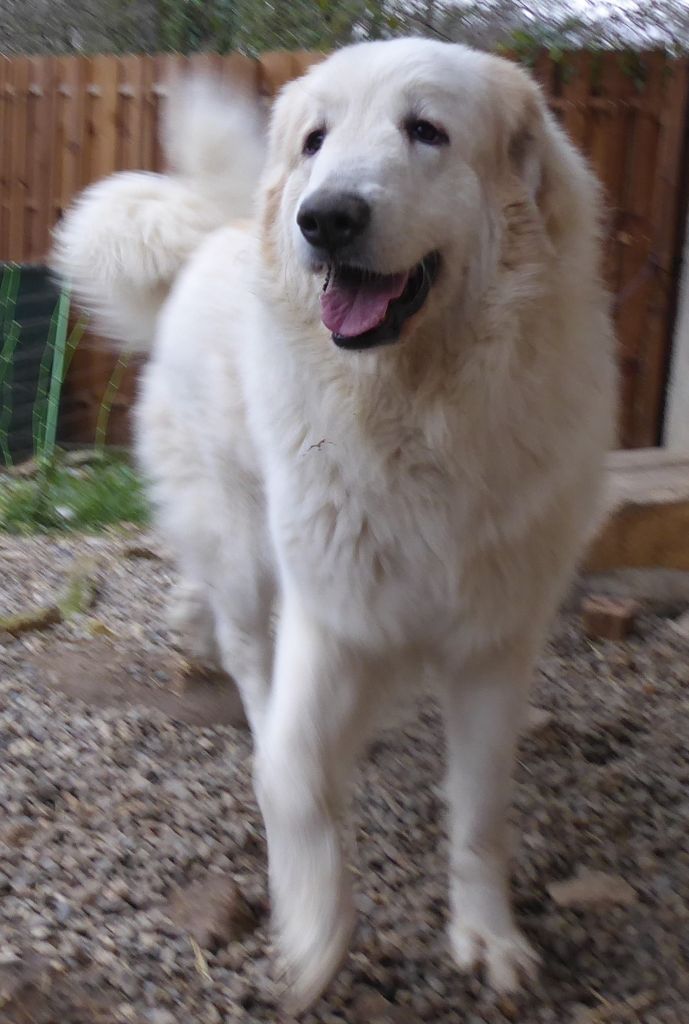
{"left": 572, "top": 991, "right": 654, "bottom": 1023}
{"left": 547, "top": 870, "right": 638, "bottom": 908}
{"left": 351, "top": 989, "right": 417, "bottom": 1023}
{"left": 166, "top": 875, "right": 258, "bottom": 952}
{"left": 0, "top": 603, "right": 62, "bottom": 636}
{"left": 0, "top": 557, "right": 101, "bottom": 636}
{"left": 121, "top": 543, "right": 163, "bottom": 561}
{"left": 86, "top": 618, "right": 117, "bottom": 639}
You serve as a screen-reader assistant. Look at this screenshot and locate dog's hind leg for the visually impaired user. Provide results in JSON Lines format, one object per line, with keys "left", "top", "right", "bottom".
{"left": 167, "top": 577, "right": 221, "bottom": 667}
{"left": 255, "top": 592, "right": 384, "bottom": 1012}
{"left": 438, "top": 642, "right": 540, "bottom": 993}
{"left": 209, "top": 583, "right": 274, "bottom": 737}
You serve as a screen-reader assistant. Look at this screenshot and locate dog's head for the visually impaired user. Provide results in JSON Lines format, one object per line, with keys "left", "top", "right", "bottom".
{"left": 259, "top": 38, "right": 590, "bottom": 353}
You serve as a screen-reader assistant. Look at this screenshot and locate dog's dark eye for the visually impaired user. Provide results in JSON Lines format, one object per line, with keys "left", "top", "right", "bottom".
{"left": 303, "top": 128, "right": 326, "bottom": 156}
{"left": 406, "top": 119, "right": 449, "bottom": 147}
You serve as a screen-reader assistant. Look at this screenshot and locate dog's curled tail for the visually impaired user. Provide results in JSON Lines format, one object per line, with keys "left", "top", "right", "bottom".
{"left": 51, "top": 78, "right": 266, "bottom": 351}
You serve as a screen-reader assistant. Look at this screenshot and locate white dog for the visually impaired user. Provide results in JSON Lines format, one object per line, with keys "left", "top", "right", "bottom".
{"left": 53, "top": 38, "right": 616, "bottom": 1011}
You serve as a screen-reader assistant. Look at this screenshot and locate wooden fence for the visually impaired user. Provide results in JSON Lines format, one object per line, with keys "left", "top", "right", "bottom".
{"left": 1, "top": 49, "right": 688, "bottom": 448}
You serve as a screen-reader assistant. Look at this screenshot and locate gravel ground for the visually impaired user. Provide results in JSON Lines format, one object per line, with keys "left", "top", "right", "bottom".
{"left": 1, "top": 531, "right": 688, "bottom": 1024}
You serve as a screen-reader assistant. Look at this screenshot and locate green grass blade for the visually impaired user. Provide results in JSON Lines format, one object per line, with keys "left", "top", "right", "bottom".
{"left": 32, "top": 314, "right": 57, "bottom": 457}
{"left": 42, "top": 289, "right": 71, "bottom": 464}
{"left": 33, "top": 309, "right": 86, "bottom": 458}
{"left": 63, "top": 317, "right": 87, "bottom": 378}
{"left": 95, "top": 350, "right": 130, "bottom": 450}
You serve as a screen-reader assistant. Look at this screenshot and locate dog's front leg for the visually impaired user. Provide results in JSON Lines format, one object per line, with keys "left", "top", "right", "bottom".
{"left": 255, "top": 592, "right": 379, "bottom": 1012}
{"left": 439, "top": 642, "right": 540, "bottom": 992}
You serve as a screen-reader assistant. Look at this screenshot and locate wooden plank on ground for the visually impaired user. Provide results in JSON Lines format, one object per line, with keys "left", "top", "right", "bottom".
{"left": 586, "top": 448, "right": 689, "bottom": 571}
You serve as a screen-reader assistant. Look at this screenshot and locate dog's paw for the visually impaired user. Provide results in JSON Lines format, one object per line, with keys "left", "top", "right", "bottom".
{"left": 275, "top": 903, "right": 354, "bottom": 1014}
{"left": 449, "top": 922, "right": 539, "bottom": 992}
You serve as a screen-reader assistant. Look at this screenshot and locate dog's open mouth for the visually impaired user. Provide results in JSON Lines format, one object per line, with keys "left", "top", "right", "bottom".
{"left": 320, "top": 252, "right": 440, "bottom": 350}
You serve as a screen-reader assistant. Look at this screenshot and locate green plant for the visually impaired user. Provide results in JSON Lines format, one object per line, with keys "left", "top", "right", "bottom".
{"left": 0, "top": 267, "right": 148, "bottom": 534}
{"left": 0, "top": 452, "right": 148, "bottom": 534}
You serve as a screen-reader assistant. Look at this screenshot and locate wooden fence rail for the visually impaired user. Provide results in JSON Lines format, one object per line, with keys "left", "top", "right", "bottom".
{"left": 1, "top": 49, "right": 688, "bottom": 447}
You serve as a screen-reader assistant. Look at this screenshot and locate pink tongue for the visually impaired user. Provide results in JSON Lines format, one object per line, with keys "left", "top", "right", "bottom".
{"left": 320, "top": 271, "right": 408, "bottom": 337}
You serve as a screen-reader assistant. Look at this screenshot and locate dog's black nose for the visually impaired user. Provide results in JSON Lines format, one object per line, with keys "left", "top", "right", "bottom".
{"left": 297, "top": 192, "right": 371, "bottom": 253}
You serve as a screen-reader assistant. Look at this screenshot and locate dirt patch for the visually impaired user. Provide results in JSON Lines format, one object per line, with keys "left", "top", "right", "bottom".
{"left": 30, "top": 637, "right": 248, "bottom": 729}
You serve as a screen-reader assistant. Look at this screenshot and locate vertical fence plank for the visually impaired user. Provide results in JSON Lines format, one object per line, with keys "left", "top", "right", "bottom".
{"left": 0, "top": 56, "right": 10, "bottom": 260}
{"left": 531, "top": 51, "right": 555, "bottom": 95}
{"left": 590, "top": 56, "right": 636, "bottom": 295}
{"left": 69, "top": 55, "right": 121, "bottom": 445}
{"left": 560, "top": 51, "right": 592, "bottom": 152}
{"left": 640, "top": 57, "right": 689, "bottom": 446}
{"left": 220, "top": 52, "right": 260, "bottom": 93}
{"left": 614, "top": 52, "right": 666, "bottom": 447}
{"left": 139, "top": 55, "right": 158, "bottom": 171}
{"left": 154, "top": 53, "right": 190, "bottom": 170}
{"left": 53, "top": 57, "right": 86, "bottom": 227}
{"left": 258, "top": 51, "right": 304, "bottom": 97}
{"left": 118, "top": 55, "right": 144, "bottom": 170}
{"left": 88, "top": 55, "right": 120, "bottom": 182}
{"left": 26, "top": 57, "right": 56, "bottom": 261}
{"left": 8, "top": 56, "right": 29, "bottom": 262}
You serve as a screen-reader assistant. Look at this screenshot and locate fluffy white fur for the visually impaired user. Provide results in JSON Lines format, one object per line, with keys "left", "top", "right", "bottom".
{"left": 53, "top": 38, "right": 616, "bottom": 1011}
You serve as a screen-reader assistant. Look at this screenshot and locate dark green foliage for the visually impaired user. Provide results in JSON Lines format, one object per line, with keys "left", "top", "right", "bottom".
{"left": 2, "top": 1, "right": 687, "bottom": 57}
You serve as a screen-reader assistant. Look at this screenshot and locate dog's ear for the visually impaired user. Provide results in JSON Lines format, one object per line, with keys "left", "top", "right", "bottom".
{"left": 507, "top": 99, "right": 543, "bottom": 205}
{"left": 489, "top": 61, "right": 548, "bottom": 207}
{"left": 265, "top": 76, "right": 311, "bottom": 175}
{"left": 496, "top": 60, "right": 602, "bottom": 247}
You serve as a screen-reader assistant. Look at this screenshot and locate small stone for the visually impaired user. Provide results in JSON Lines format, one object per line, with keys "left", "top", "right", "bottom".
{"left": 670, "top": 609, "right": 689, "bottom": 640}
{"left": 581, "top": 595, "right": 640, "bottom": 641}
{"left": 496, "top": 995, "right": 520, "bottom": 1021}
{"left": 147, "top": 1011, "right": 176, "bottom": 1024}
{"left": 547, "top": 869, "right": 638, "bottom": 908}
{"left": 524, "top": 706, "right": 555, "bottom": 735}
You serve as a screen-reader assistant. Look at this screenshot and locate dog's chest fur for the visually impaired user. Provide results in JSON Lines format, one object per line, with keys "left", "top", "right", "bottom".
{"left": 247, "top": 326, "right": 564, "bottom": 650}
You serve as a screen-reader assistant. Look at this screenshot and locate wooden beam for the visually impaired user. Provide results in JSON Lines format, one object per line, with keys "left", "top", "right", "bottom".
{"left": 586, "top": 447, "right": 689, "bottom": 571}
